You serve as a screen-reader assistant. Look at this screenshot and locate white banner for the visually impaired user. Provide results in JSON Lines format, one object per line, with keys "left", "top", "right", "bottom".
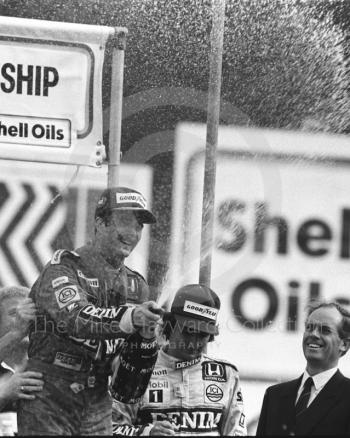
{"left": 0, "top": 16, "right": 122, "bottom": 166}
{"left": 168, "top": 123, "right": 350, "bottom": 381}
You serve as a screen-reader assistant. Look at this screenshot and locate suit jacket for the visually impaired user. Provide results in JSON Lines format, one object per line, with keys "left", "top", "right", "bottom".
{"left": 256, "top": 370, "right": 350, "bottom": 436}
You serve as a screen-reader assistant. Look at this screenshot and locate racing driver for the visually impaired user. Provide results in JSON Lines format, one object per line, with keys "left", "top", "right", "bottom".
{"left": 18, "top": 186, "right": 162, "bottom": 435}
{"left": 112, "top": 284, "right": 247, "bottom": 436}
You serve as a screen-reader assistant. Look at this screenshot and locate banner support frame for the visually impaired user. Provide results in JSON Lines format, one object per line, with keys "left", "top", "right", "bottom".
{"left": 107, "top": 28, "right": 127, "bottom": 188}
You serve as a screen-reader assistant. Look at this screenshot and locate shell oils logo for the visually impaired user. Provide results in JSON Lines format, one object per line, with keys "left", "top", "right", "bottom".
{"left": 205, "top": 384, "right": 223, "bottom": 402}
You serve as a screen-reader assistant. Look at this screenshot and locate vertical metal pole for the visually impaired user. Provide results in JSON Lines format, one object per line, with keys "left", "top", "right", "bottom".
{"left": 199, "top": 0, "right": 226, "bottom": 286}
{"left": 107, "top": 29, "right": 127, "bottom": 188}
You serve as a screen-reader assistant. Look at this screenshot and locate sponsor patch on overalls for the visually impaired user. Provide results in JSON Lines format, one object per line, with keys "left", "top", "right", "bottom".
{"left": 53, "top": 352, "right": 83, "bottom": 371}
{"left": 55, "top": 285, "right": 81, "bottom": 309}
{"left": 205, "top": 384, "right": 223, "bottom": 402}
{"left": 175, "top": 356, "right": 201, "bottom": 369}
{"left": 239, "top": 413, "right": 245, "bottom": 427}
{"left": 77, "top": 270, "right": 99, "bottom": 288}
{"left": 52, "top": 276, "right": 69, "bottom": 288}
{"left": 202, "top": 362, "right": 227, "bottom": 382}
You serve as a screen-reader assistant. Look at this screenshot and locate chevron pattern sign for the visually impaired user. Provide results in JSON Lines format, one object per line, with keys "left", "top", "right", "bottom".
{"left": 0, "top": 160, "right": 153, "bottom": 288}
{"left": 0, "top": 181, "right": 67, "bottom": 287}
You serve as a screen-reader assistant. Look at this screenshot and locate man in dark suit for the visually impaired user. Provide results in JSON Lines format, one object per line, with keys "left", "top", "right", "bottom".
{"left": 256, "top": 301, "right": 350, "bottom": 436}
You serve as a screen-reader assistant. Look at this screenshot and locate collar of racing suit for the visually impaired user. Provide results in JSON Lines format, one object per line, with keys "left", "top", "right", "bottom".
{"left": 160, "top": 347, "right": 202, "bottom": 370}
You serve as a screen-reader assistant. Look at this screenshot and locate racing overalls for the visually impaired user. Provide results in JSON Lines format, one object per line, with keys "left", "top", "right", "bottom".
{"left": 17, "top": 245, "right": 156, "bottom": 435}
{"left": 112, "top": 348, "right": 247, "bottom": 436}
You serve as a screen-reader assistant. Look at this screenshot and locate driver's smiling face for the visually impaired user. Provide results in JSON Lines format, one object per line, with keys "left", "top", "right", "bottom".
{"left": 98, "top": 210, "right": 143, "bottom": 265}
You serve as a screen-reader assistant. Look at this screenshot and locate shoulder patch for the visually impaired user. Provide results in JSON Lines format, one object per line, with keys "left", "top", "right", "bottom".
{"left": 203, "top": 354, "right": 238, "bottom": 372}
{"left": 51, "top": 249, "right": 80, "bottom": 265}
{"left": 52, "top": 276, "right": 70, "bottom": 288}
{"left": 202, "top": 358, "right": 238, "bottom": 384}
{"left": 55, "top": 285, "right": 81, "bottom": 309}
{"left": 202, "top": 361, "right": 228, "bottom": 382}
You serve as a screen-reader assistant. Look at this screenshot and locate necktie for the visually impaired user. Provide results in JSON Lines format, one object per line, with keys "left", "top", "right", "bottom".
{"left": 295, "top": 377, "right": 314, "bottom": 417}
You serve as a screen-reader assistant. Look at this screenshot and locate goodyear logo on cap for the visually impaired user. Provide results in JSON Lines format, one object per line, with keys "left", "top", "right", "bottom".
{"left": 183, "top": 300, "right": 218, "bottom": 321}
{"left": 116, "top": 193, "right": 146, "bottom": 208}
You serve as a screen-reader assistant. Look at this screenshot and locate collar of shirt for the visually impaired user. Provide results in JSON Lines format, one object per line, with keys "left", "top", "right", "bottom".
{"left": 302, "top": 367, "right": 338, "bottom": 391}
{"left": 296, "top": 367, "right": 338, "bottom": 406}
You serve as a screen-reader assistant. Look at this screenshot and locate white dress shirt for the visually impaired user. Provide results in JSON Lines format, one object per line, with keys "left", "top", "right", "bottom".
{"left": 295, "top": 367, "right": 338, "bottom": 407}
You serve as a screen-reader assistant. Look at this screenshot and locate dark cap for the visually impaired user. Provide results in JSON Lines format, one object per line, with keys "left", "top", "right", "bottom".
{"left": 95, "top": 187, "right": 156, "bottom": 224}
{"left": 171, "top": 284, "right": 220, "bottom": 335}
